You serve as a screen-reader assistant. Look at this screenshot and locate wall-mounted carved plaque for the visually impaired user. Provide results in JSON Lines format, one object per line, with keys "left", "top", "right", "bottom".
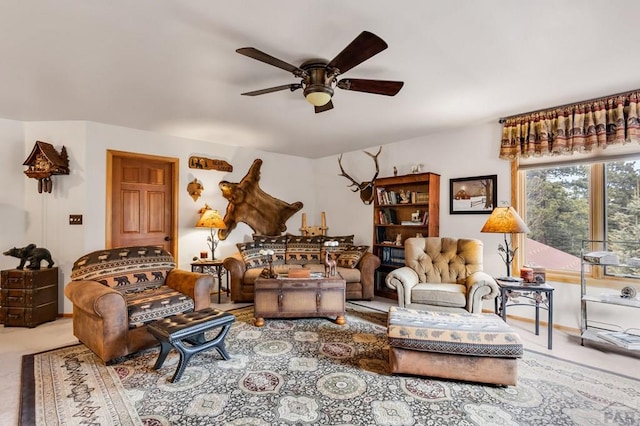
{"left": 189, "top": 156, "right": 233, "bottom": 172}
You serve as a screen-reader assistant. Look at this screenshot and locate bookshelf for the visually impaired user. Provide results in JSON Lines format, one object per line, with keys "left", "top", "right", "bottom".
{"left": 373, "top": 172, "right": 440, "bottom": 298}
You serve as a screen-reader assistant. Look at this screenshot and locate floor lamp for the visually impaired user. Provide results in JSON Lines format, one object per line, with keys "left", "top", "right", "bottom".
{"left": 481, "top": 206, "right": 530, "bottom": 281}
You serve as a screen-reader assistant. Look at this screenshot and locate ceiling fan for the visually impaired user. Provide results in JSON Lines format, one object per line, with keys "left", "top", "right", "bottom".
{"left": 236, "top": 31, "right": 404, "bottom": 113}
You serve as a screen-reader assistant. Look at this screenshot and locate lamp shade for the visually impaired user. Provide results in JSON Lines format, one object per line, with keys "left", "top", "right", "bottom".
{"left": 481, "top": 206, "right": 529, "bottom": 234}
{"left": 304, "top": 84, "right": 333, "bottom": 106}
{"left": 195, "top": 207, "right": 227, "bottom": 229}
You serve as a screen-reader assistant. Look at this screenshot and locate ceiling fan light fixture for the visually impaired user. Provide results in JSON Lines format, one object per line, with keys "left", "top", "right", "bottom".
{"left": 304, "top": 85, "right": 333, "bottom": 106}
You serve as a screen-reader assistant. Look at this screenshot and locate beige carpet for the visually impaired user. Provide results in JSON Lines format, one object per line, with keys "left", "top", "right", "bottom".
{"left": 20, "top": 305, "right": 640, "bottom": 425}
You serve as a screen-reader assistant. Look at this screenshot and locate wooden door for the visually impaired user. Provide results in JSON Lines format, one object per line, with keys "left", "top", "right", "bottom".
{"left": 107, "top": 151, "right": 178, "bottom": 255}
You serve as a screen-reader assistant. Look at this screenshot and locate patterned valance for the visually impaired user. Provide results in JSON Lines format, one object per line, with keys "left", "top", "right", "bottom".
{"left": 499, "top": 90, "right": 640, "bottom": 160}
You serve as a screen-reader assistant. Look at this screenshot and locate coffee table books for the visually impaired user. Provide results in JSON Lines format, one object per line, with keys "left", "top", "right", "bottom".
{"left": 596, "top": 330, "right": 640, "bottom": 350}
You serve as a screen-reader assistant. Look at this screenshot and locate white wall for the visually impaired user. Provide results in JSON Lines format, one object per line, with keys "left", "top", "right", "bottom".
{"left": 315, "top": 122, "right": 510, "bottom": 275}
{"left": 315, "top": 122, "right": 513, "bottom": 312}
{"left": 15, "top": 121, "right": 314, "bottom": 313}
{"left": 0, "top": 119, "right": 26, "bottom": 270}
{"left": 317, "top": 122, "right": 635, "bottom": 331}
{"left": 2, "top": 117, "right": 632, "bottom": 332}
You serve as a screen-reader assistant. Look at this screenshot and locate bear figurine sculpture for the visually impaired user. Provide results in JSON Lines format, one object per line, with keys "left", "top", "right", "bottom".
{"left": 3, "top": 243, "right": 55, "bottom": 270}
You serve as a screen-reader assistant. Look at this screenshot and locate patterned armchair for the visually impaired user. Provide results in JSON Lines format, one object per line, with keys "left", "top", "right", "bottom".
{"left": 385, "top": 237, "right": 499, "bottom": 313}
{"left": 64, "top": 246, "right": 212, "bottom": 363}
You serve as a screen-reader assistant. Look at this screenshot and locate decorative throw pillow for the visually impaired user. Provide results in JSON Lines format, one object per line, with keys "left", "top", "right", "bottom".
{"left": 321, "top": 235, "right": 354, "bottom": 260}
{"left": 70, "top": 246, "right": 175, "bottom": 294}
{"left": 285, "top": 235, "right": 325, "bottom": 265}
{"left": 236, "top": 242, "right": 267, "bottom": 269}
{"left": 337, "top": 245, "right": 370, "bottom": 269}
{"left": 252, "top": 234, "right": 287, "bottom": 265}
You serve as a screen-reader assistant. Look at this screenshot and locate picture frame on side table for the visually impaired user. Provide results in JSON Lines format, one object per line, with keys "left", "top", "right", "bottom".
{"left": 449, "top": 175, "right": 497, "bottom": 214}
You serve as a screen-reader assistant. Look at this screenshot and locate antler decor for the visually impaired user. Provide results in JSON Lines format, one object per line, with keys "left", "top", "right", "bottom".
{"left": 337, "top": 146, "right": 381, "bottom": 204}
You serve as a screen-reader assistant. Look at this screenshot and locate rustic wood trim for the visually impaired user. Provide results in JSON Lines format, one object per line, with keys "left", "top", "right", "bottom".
{"left": 106, "top": 150, "right": 179, "bottom": 258}
{"left": 511, "top": 159, "right": 527, "bottom": 274}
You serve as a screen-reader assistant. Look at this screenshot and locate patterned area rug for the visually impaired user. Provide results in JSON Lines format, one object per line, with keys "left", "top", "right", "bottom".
{"left": 21, "top": 305, "right": 640, "bottom": 425}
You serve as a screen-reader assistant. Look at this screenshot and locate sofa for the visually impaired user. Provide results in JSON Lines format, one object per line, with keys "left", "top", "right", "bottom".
{"left": 64, "top": 246, "right": 213, "bottom": 364}
{"left": 223, "top": 234, "right": 380, "bottom": 302}
{"left": 385, "top": 237, "right": 499, "bottom": 313}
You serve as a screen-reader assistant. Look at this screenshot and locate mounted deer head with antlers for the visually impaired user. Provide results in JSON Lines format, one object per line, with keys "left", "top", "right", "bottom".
{"left": 337, "top": 146, "right": 382, "bottom": 205}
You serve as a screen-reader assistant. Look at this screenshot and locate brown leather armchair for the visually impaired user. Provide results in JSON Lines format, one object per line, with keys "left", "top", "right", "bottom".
{"left": 386, "top": 237, "right": 498, "bottom": 313}
{"left": 64, "top": 246, "right": 212, "bottom": 364}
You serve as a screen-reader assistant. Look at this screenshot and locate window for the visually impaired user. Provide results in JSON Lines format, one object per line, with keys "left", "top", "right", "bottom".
{"left": 521, "top": 156, "right": 640, "bottom": 278}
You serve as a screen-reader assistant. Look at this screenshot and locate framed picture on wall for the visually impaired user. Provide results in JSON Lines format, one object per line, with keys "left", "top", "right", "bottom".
{"left": 449, "top": 175, "right": 497, "bottom": 214}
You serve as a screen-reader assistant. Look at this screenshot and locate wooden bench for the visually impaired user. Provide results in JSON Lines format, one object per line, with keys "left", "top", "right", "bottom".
{"left": 147, "top": 307, "right": 235, "bottom": 382}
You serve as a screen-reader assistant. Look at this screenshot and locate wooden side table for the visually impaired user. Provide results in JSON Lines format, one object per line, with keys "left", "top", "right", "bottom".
{"left": 494, "top": 278, "right": 554, "bottom": 350}
{"left": 191, "top": 260, "right": 229, "bottom": 303}
{"left": 1, "top": 267, "right": 59, "bottom": 327}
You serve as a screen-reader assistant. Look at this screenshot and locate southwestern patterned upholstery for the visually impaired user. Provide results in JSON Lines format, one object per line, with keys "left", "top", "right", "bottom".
{"left": 386, "top": 237, "right": 499, "bottom": 313}
{"left": 336, "top": 245, "right": 369, "bottom": 269}
{"left": 387, "top": 307, "right": 523, "bottom": 357}
{"left": 252, "top": 234, "right": 288, "bottom": 265}
{"left": 387, "top": 307, "right": 523, "bottom": 385}
{"left": 65, "top": 246, "right": 213, "bottom": 364}
{"left": 225, "top": 234, "right": 379, "bottom": 302}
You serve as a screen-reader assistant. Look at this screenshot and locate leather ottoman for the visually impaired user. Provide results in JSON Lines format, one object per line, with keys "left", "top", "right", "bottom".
{"left": 387, "top": 307, "right": 523, "bottom": 386}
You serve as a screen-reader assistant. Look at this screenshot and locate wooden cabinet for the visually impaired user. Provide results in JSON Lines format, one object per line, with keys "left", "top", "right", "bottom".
{"left": 373, "top": 172, "right": 440, "bottom": 298}
{"left": 253, "top": 276, "right": 346, "bottom": 326}
{"left": 1, "top": 268, "right": 58, "bottom": 327}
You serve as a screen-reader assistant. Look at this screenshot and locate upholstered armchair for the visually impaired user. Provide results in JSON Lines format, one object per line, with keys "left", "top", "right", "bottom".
{"left": 64, "top": 246, "right": 213, "bottom": 364}
{"left": 385, "top": 237, "right": 499, "bottom": 313}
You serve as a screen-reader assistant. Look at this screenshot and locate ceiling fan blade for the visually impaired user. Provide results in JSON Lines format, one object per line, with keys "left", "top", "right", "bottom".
{"left": 315, "top": 100, "right": 334, "bottom": 114}
{"left": 327, "top": 31, "right": 388, "bottom": 74}
{"left": 236, "top": 47, "right": 304, "bottom": 76}
{"left": 337, "top": 79, "right": 404, "bottom": 96}
{"left": 241, "top": 84, "right": 302, "bottom": 96}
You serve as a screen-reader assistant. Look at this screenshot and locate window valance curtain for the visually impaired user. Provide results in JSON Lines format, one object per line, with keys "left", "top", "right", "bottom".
{"left": 499, "top": 90, "right": 640, "bottom": 160}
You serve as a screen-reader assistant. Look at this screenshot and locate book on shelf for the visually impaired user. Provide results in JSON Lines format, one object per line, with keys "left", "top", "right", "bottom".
{"left": 381, "top": 190, "right": 398, "bottom": 205}
{"left": 583, "top": 251, "right": 619, "bottom": 265}
{"left": 596, "top": 331, "right": 640, "bottom": 349}
{"left": 381, "top": 208, "right": 398, "bottom": 225}
{"left": 415, "top": 192, "right": 429, "bottom": 203}
{"left": 401, "top": 220, "right": 423, "bottom": 226}
{"left": 379, "top": 246, "right": 405, "bottom": 266}
{"left": 376, "top": 187, "right": 387, "bottom": 205}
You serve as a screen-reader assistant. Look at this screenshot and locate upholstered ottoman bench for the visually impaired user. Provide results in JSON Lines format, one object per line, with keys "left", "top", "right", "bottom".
{"left": 387, "top": 307, "right": 523, "bottom": 386}
{"left": 148, "top": 307, "right": 235, "bottom": 382}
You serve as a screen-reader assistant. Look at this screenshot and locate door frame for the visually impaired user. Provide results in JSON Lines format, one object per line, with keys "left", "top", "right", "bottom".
{"left": 106, "top": 150, "right": 179, "bottom": 257}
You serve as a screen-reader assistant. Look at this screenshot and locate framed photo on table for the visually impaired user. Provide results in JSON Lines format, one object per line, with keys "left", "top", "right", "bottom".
{"left": 449, "top": 175, "right": 497, "bottom": 214}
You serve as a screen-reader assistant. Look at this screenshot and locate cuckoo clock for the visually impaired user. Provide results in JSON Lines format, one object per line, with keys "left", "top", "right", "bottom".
{"left": 23, "top": 141, "right": 70, "bottom": 193}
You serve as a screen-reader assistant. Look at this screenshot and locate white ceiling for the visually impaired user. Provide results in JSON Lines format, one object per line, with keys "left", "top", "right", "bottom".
{"left": 1, "top": 1, "right": 639, "bottom": 158}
